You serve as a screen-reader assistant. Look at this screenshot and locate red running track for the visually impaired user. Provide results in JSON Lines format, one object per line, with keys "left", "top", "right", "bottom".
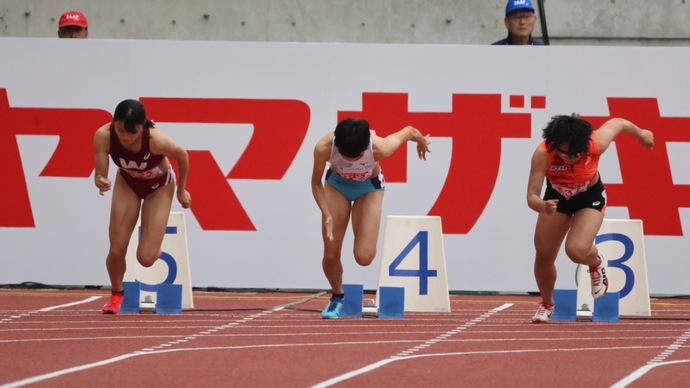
{"left": 1, "top": 289, "right": 689, "bottom": 387}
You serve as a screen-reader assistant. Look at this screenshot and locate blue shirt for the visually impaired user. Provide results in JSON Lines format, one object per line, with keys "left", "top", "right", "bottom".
{"left": 492, "top": 34, "right": 543, "bottom": 45}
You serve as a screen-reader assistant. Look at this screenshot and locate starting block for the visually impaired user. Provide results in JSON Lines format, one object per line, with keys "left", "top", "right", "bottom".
{"left": 120, "top": 281, "right": 142, "bottom": 314}
{"left": 340, "top": 284, "right": 364, "bottom": 317}
{"left": 119, "top": 281, "right": 183, "bottom": 314}
{"left": 362, "top": 298, "right": 378, "bottom": 318}
{"left": 140, "top": 295, "right": 156, "bottom": 314}
{"left": 577, "top": 302, "right": 593, "bottom": 322}
{"left": 551, "top": 289, "right": 578, "bottom": 321}
{"left": 552, "top": 288, "right": 620, "bottom": 322}
{"left": 593, "top": 292, "right": 620, "bottom": 322}
{"left": 378, "top": 286, "right": 405, "bottom": 319}
{"left": 337, "top": 284, "right": 405, "bottom": 319}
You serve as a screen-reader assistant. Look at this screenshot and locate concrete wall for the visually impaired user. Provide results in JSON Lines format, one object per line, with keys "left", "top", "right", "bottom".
{"left": 1, "top": 0, "right": 689, "bottom": 46}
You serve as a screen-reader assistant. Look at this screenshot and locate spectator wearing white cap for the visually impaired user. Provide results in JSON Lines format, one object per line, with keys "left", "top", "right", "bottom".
{"left": 58, "top": 11, "right": 88, "bottom": 39}
{"left": 492, "top": 0, "right": 542, "bottom": 45}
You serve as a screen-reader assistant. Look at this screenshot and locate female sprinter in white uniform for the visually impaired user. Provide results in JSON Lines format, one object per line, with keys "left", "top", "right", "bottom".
{"left": 311, "top": 118, "right": 430, "bottom": 318}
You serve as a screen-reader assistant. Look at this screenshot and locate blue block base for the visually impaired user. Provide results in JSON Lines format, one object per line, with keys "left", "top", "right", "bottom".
{"left": 156, "top": 283, "right": 183, "bottom": 314}
{"left": 120, "top": 281, "right": 141, "bottom": 314}
{"left": 340, "top": 284, "right": 364, "bottom": 317}
{"left": 379, "top": 286, "right": 404, "bottom": 319}
{"left": 552, "top": 289, "right": 577, "bottom": 321}
{"left": 593, "top": 291, "right": 620, "bottom": 322}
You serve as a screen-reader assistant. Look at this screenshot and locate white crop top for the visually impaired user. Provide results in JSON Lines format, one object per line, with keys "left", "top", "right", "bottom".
{"left": 328, "top": 130, "right": 377, "bottom": 182}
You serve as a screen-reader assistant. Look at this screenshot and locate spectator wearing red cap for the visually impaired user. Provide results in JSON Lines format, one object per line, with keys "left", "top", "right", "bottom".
{"left": 58, "top": 11, "right": 88, "bottom": 39}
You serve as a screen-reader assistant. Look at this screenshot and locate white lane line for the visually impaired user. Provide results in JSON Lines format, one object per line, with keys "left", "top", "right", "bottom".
{"left": 312, "top": 303, "right": 514, "bottom": 388}
{"left": 611, "top": 328, "right": 690, "bottom": 387}
{"left": 0, "top": 296, "right": 102, "bottom": 324}
{"left": 0, "top": 292, "right": 324, "bottom": 387}
{"left": 0, "top": 333, "right": 683, "bottom": 345}
{"left": 0, "top": 340, "right": 669, "bottom": 387}
{"left": 0, "top": 353, "right": 141, "bottom": 388}
{"left": 611, "top": 359, "right": 690, "bottom": 388}
{"left": 38, "top": 296, "right": 103, "bottom": 312}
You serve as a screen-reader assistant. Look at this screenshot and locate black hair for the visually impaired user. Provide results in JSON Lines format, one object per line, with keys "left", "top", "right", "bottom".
{"left": 333, "top": 118, "right": 371, "bottom": 158}
{"left": 542, "top": 114, "right": 593, "bottom": 156}
{"left": 113, "top": 99, "right": 155, "bottom": 134}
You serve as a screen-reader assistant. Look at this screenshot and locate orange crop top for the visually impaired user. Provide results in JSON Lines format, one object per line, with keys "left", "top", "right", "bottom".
{"left": 539, "top": 134, "right": 600, "bottom": 199}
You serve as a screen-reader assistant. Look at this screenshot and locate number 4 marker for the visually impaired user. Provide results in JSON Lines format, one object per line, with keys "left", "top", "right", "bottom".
{"left": 388, "top": 231, "right": 437, "bottom": 295}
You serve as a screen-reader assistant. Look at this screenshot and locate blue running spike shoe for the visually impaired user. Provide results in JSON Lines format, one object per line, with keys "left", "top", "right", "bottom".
{"left": 322, "top": 296, "right": 344, "bottom": 319}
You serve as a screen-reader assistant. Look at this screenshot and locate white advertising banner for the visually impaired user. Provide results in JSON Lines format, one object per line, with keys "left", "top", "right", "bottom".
{"left": 0, "top": 39, "right": 688, "bottom": 295}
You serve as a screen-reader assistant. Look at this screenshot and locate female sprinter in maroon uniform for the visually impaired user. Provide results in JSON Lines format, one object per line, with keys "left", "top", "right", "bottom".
{"left": 94, "top": 99, "right": 191, "bottom": 314}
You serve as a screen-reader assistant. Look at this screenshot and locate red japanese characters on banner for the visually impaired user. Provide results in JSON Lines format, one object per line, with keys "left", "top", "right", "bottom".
{"left": 1, "top": 88, "right": 686, "bottom": 236}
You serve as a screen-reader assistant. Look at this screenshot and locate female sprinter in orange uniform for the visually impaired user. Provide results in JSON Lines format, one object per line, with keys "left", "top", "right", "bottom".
{"left": 527, "top": 114, "right": 654, "bottom": 323}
